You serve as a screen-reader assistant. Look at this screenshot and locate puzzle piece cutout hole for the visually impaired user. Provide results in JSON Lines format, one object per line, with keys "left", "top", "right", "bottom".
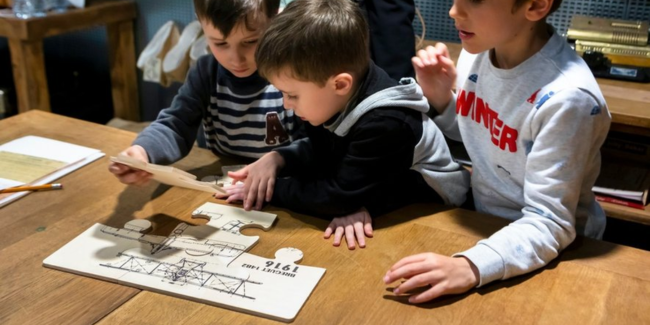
{"left": 124, "top": 219, "right": 153, "bottom": 234}
{"left": 190, "top": 202, "right": 276, "bottom": 237}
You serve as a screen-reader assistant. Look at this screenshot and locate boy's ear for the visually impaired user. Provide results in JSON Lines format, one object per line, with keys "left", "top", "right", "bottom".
{"left": 331, "top": 73, "right": 354, "bottom": 95}
{"left": 523, "top": 0, "right": 553, "bottom": 22}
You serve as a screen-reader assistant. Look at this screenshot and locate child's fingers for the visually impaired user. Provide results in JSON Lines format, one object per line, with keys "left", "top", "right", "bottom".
{"left": 388, "top": 253, "right": 430, "bottom": 272}
{"left": 333, "top": 226, "right": 344, "bottom": 246}
{"left": 214, "top": 190, "right": 228, "bottom": 199}
{"left": 394, "top": 273, "right": 435, "bottom": 296}
{"left": 323, "top": 226, "right": 334, "bottom": 239}
{"left": 353, "top": 222, "right": 366, "bottom": 248}
{"left": 344, "top": 224, "right": 356, "bottom": 250}
{"left": 108, "top": 163, "right": 130, "bottom": 175}
{"left": 412, "top": 56, "right": 425, "bottom": 70}
{"left": 364, "top": 221, "right": 374, "bottom": 237}
{"left": 408, "top": 284, "right": 446, "bottom": 304}
{"left": 118, "top": 170, "right": 143, "bottom": 184}
{"left": 437, "top": 54, "right": 456, "bottom": 74}
{"left": 362, "top": 211, "right": 373, "bottom": 237}
{"left": 244, "top": 179, "right": 260, "bottom": 210}
{"left": 255, "top": 181, "right": 266, "bottom": 210}
{"left": 132, "top": 173, "right": 152, "bottom": 187}
{"left": 416, "top": 48, "right": 432, "bottom": 65}
{"left": 228, "top": 168, "right": 248, "bottom": 180}
{"left": 265, "top": 178, "right": 275, "bottom": 202}
{"left": 426, "top": 45, "right": 439, "bottom": 61}
{"left": 226, "top": 193, "right": 244, "bottom": 203}
{"left": 388, "top": 262, "right": 435, "bottom": 284}
{"left": 435, "top": 42, "right": 450, "bottom": 59}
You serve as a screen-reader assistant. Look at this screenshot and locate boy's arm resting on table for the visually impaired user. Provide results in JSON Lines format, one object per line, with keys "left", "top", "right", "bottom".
{"left": 133, "top": 57, "right": 213, "bottom": 165}
{"left": 456, "top": 89, "right": 610, "bottom": 287}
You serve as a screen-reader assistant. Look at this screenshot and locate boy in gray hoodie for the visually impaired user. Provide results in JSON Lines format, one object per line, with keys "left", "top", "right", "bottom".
{"left": 216, "top": 0, "right": 470, "bottom": 249}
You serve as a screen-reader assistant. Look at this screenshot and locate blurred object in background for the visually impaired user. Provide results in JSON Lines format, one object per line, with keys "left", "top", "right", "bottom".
{"left": 47, "top": 0, "right": 68, "bottom": 12}
{"left": 12, "top": 0, "right": 46, "bottom": 18}
{"left": 569, "top": 15, "right": 650, "bottom": 68}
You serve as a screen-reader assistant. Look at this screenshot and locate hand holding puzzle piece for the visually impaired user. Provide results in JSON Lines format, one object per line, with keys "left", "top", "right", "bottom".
{"left": 110, "top": 154, "right": 227, "bottom": 194}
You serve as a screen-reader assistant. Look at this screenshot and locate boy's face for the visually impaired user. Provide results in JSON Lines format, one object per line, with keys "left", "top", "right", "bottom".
{"left": 201, "top": 19, "right": 265, "bottom": 78}
{"left": 449, "top": 0, "right": 531, "bottom": 54}
{"left": 269, "top": 69, "right": 352, "bottom": 127}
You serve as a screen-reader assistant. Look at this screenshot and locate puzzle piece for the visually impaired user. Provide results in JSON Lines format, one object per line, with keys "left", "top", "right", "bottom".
{"left": 111, "top": 155, "right": 226, "bottom": 194}
{"left": 43, "top": 203, "right": 325, "bottom": 322}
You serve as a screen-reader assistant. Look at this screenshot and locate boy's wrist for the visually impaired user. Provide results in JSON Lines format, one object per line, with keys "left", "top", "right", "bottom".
{"left": 429, "top": 91, "right": 453, "bottom": 114}
{"left": 268, "top": 151, "right": 285, "bottom": 170}
{"left": 456, "top": 256, "right": 480, "bottom": 288}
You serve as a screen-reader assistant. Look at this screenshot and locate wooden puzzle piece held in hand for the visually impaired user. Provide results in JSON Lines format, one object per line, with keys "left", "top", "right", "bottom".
{"left": 111, "top": 154, "right": 227, "bottom": 194}
{"left": 43, "top": 203, "right": 325, "bottom": 322}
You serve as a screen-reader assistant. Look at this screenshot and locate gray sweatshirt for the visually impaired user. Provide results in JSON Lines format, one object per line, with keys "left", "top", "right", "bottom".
{"left": 434, "top": 30, "right": 611, "bottom": 286}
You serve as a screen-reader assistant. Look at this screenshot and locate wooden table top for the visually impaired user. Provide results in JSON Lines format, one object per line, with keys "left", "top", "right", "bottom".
{"left": 427, "top": 41, "right": 650, "bottom": 134}
{"left": 2, "top": 111, "right": 650, "bottom": 324}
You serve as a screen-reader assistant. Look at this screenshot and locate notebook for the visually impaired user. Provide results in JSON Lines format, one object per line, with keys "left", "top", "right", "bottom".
{"left": 0, "top": 136, "right": 105, "bottom": 208}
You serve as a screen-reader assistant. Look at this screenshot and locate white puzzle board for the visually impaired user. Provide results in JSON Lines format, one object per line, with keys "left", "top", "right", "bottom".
{"left": 43, "top": 203, "right": 326, "bottom": 322}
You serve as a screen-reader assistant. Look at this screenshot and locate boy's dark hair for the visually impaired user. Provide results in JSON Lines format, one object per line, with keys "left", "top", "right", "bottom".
{"left": 255, "top": 0, "right": 370, "bottom": 86}
{"left": 514, "top": 0, "right": 562, "bottom": 16}
{"left": 193, "top": 0, "right": 280, "bottom": 38}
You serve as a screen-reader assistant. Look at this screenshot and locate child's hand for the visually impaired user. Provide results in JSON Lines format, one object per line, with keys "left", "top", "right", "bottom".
{"left": 108, "top": 145, "right": 152, "bottom": 186}
{"left": 383, "top": 253, "right": 479, "bottom": 303}
{"left": 213, "top": 182, "right": 245, "bottom": 203}
{"left": 228, "top": 151, "right": 285, "bottom": 211}
{"left": 323, "top": 208, "right": 373, "bottom": 250}
{"left": 412, "top": 43, "right": 457, "bottom": 112}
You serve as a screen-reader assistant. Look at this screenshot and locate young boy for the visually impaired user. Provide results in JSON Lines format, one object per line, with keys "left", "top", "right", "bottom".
{"left": 384, "top": 0, "right": 611, "bottom": 302}
{"left": 217, "top": 0, "right": 470, "bottom": 248}
{"left": 109, "top": 0, "right": 299, "bottom": 185}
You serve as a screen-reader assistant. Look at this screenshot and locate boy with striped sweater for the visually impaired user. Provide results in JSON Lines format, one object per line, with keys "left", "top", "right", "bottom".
{"left": 109, "top": 0, "right": 299, "bottom": 185}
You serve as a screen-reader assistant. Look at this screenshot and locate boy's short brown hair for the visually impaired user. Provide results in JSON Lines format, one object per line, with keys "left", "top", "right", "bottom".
{"left": 255, "top": 0, "right": 370, "bottom": 86}
{"left": 193, "top": 0, "right": 280, "bottom": 38}
{"left": 514, "top": 0, "right": 563, "bottom": 16}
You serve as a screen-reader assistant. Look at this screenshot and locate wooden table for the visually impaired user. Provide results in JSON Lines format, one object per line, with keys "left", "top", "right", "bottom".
{"left": 0, "top": 1, "right": 140, "bottom": 121}
{"left": 1, "top": 111, "right": 650, "bottom": 324}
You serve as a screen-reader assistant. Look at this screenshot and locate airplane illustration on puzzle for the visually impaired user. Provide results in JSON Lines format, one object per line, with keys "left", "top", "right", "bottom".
{"left": 43, "top": 202, "right": 326, "bottom": 322}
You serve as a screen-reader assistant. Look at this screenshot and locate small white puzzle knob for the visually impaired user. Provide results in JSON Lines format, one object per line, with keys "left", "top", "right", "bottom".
{"left": 124, "top": 219, "right": 153, "bottom": 233}
{"left": 274, "top": 247, "right": 304, "bottom": 264}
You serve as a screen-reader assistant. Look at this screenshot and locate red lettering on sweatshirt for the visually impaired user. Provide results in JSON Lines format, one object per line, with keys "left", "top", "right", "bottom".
{"left": 456, "top": 89, "right": 518, "bottom": 152}
{"left": 527, "top": 89, "right": 540, "bottom": 104}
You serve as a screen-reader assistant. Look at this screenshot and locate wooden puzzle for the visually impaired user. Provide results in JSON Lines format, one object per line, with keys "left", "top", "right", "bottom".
{"left": 110, "top": 155, "right": 227, "bottom": 194}
{"left": 43, "top": 203, "right": 326, "bottom": 322}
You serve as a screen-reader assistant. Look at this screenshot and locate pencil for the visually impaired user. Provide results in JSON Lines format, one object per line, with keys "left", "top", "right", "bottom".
{"left": 0, "top": 183, "right": 63, "bottom": 194}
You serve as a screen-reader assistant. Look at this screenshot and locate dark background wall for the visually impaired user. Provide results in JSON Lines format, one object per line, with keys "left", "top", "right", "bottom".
{"left": 0, "top": 0, "right": 649, "bottom": 123}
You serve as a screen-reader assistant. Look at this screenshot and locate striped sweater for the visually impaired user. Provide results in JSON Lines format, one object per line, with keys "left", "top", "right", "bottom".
{"left": 134, "top": 55, "right": 299, "bottom": 164}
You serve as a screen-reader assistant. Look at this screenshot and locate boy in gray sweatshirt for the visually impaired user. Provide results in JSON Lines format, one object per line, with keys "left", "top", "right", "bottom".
{"left": 384, "top": 0, "right": 611, "bottom": 303}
